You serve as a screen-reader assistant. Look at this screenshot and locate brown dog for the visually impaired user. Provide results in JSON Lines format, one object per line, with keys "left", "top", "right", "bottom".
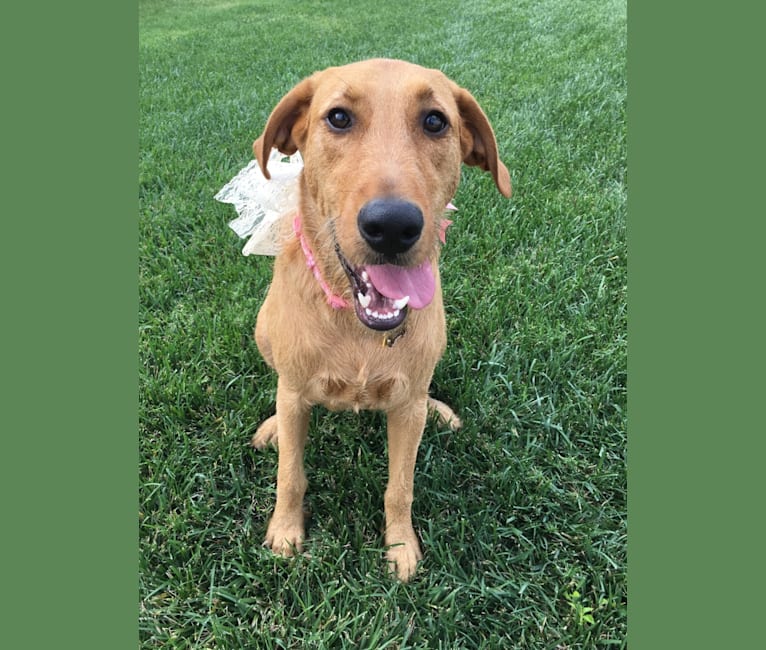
{"left": 249, "top": 59, "right": 511, "bottom": 580}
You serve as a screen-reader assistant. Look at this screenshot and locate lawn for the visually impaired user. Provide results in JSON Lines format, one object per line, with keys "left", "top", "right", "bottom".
{"left": 139, "top": 0, "right": 627, "bottom": 647}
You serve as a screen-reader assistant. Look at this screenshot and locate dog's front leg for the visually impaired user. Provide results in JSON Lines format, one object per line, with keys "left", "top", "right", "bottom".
{"left": 263, "top": 378, "right": 310, "bottom": 556}
{"left": 384, "top": 399, "right": 427, "bottom": 581}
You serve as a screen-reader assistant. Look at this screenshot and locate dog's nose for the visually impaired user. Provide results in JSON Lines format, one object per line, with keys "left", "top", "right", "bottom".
{"left": 357, "top": 198, "right": 424, "bottom": 257}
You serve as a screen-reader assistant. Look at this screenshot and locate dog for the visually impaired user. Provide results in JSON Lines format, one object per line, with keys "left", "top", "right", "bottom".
{"left": 249, "top": 58, "right": 511, "bottom": 580}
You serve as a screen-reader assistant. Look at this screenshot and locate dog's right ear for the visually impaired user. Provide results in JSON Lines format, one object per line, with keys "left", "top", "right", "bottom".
{"left": 253, "top": 76, "right": 314, "bottom": 179}
{"left": 452, "top": 85, "right": 512, "bottom": 198}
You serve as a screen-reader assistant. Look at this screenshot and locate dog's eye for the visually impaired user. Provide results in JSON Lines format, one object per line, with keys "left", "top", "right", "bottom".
{"left": 423, "top": 111, "right": 448, "bottom": 135}
{"left": 326, "top": 108, "right": 352, "bottom": 131}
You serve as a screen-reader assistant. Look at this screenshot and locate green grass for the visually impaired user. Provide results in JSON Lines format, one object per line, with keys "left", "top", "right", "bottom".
{"left": 139, "top": 0, "right": 626, "bottom": 647}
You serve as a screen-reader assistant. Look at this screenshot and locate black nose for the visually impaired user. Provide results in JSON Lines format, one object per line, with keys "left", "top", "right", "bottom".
{"left": 357, "top": 198, "right": 424, "bottom": 257}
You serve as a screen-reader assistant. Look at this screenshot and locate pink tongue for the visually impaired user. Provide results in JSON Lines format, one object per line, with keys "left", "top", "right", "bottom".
{"left": 365, "top": 260, "right": 435, "bottom": 309}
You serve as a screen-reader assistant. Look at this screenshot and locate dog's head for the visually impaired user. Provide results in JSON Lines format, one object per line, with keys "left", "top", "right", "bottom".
{"left": 254, "top": 59, "right": 511, "bottom": 331}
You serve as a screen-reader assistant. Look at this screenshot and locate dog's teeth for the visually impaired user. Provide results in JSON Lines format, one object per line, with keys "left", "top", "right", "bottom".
{"left": 357, "top": 292, "right": 371, "bottom": 308}
{"left": 393, "top": 296, "right": 410, "bottom": 310}
{"left": 361, "top": 271, "right": 369, "bottom": 282}
{"left": 393, "top": 309, "right": 400, "bottom": 318}
{"left": 365, "top": 308, "right": 373, "bottom": 317}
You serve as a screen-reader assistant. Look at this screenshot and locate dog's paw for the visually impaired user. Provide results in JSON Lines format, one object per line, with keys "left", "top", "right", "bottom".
{"left": 385, "top": 532, "right": 423, "bottom": 582}
{"left": 252, "top": 415, "right": 278, "bottom": 450}
{"left": 427, "top": 397, "right": 462, "bottom": 431}
{"left": 263, "top": 515, "right": 305, "bottom": 557}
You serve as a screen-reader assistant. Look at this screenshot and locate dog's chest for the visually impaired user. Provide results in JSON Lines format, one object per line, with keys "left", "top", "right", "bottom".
{"left": 305, "top": 362, "right": 410, "bottom": 412}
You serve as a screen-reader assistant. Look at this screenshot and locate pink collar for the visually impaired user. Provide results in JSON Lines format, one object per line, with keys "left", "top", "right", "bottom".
{"left": 293, "top": 215, "right": 349, "bottom": 310}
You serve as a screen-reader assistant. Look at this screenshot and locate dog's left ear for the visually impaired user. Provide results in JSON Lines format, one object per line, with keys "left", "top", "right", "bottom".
{"left": 253, "top": 76, "right": 314, "bottom": 179}
{"left": 453, "top": 86, "right": 512, "bottom": 198}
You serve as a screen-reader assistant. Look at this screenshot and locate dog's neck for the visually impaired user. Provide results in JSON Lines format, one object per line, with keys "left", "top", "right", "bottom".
{"left": 293, "top": 214, "right": 349, "bottom": 310}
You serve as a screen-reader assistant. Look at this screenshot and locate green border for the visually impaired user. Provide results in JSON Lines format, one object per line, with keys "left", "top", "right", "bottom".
{"left": 3, "top": 3, "right": 136, "bottom": 648}
{"left": 630, "top": 4, "right": 765, "bottom": 648}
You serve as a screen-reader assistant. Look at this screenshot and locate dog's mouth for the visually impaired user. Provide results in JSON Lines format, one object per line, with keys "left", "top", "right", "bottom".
{"left": 335, "top": 245, "right": 435, "bottom": 331}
